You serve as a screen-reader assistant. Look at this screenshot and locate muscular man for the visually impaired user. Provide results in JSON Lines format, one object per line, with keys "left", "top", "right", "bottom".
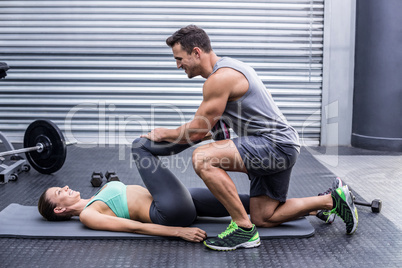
{"left": 140, "top": 25, "right": 358, "bottom": 251}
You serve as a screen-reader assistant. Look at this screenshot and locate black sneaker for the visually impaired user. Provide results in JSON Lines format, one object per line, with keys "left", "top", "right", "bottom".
{"left": 316, "top": 210, "right": 336, "bottom": 224}
{"left": 203, "top": 221, "right": 260, "bottom": 251}
{"left": 330, "top": 185, "right": 358, "bottom": 234}
{"left": 316, "top": 177, "right": 343, "bottom": 224}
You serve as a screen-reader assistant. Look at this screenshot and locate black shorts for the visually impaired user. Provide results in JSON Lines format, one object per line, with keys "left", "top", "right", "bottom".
{"left": 232, "top": 135, "right": 299, "bottom": 202}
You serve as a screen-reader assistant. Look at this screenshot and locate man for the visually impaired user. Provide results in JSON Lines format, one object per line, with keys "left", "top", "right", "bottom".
{"left": 141, "top": 25, "right": 358, "bottom": 251}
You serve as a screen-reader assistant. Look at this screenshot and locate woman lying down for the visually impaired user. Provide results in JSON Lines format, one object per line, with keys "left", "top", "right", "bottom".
{"left": 38, "top": 179, "right": 250, "bottom": 242}
{"left": 38, "top": 137, "right": 252, "bottom": 243}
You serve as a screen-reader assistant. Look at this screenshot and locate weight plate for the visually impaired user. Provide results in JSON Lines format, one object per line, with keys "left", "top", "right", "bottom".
{"left": 23, "top": 119, "right": 67, "bottom": 174}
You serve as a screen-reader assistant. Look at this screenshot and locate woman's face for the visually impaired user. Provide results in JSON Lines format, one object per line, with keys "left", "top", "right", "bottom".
{"left": 46, "top": 185, "right": 81, "bottom": 208}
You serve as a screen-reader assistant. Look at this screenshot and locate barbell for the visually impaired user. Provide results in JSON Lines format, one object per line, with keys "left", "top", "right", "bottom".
{"left": 0, "top": 119, "right": 75, "bottom": 174}
{"left": 1, "top": 118, "right": 228, "bottom": 174}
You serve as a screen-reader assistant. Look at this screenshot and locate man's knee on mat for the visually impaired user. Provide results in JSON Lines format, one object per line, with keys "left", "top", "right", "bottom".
{"left": 250, "top": 210, "right": 278, "bottom": 228}
{"left": 250, "top": 195, "right": 281, "bottom": 228}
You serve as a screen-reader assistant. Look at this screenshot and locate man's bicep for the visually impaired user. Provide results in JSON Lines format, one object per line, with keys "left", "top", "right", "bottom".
{"left": 182, "top": 74, "right": 231, "bottom": 141}
{"left": 197, "top": 99, "right": 225, "bottom": 123}
{"left": 193, "top": 91, "right": 228, "bottom": 130}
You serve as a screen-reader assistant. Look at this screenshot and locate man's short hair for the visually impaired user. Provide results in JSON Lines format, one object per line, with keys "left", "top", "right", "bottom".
{"left": 166, "top": 25, "right": 212, "bottom": 54}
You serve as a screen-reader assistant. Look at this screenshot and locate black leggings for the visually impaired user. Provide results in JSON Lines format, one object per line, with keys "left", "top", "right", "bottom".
{"left": 131, "top": 138, "right": 250, "bottom": 226}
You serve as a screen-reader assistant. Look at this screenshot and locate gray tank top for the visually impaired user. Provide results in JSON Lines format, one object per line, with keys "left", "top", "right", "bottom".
{"left": 210, "top": 57, "right": 300, "bottom": 150}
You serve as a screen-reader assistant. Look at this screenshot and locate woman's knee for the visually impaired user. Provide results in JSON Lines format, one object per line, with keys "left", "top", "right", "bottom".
{"left": 131, "top": 138, "right": 147, "bottom": 160}
{"left": 132, "top": 137, "right": 147, "bottom": 150}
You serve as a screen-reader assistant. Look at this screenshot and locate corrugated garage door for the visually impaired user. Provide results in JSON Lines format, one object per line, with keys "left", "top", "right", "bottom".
{"left": 0, "top": 0, "right": 324, "bottom": 146}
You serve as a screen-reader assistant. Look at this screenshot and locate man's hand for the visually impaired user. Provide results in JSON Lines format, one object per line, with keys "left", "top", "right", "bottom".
{"left": 140, "top": 128, "right": 168, "bottom": 142}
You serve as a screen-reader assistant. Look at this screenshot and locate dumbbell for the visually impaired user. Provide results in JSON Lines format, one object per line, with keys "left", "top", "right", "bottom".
{"left": 105, "top": 171, "right": 119, "bottom": 182}
{"left": 90, "top": 172, "right": 104, "bottom": 187}
{"left": 354, "top": 198, "right": 382, "bottom": 213}
{"left": 349, "top": 189, "right": 382, "bottom": 213}
{"left": 91, "top": 171, "right": 120, "bottom": 187}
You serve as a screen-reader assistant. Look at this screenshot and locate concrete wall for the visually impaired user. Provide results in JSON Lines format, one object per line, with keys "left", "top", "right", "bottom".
{"left": 352, "top": 0, "right": 402, "bottom": 152}
{"left": 321, "top": 0, "right": 356, "bottom": 146}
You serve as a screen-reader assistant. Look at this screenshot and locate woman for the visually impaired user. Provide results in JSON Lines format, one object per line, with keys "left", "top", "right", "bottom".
{"left": 38, "top": 138, "right": 250, "bottom": 242}
{"left": 38, "top": 137, "right": 335, "bottom": 243}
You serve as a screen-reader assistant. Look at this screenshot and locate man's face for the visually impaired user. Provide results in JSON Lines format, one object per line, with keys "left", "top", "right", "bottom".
{"left": 172, "top": 43, "right": 200, "bottom": 78}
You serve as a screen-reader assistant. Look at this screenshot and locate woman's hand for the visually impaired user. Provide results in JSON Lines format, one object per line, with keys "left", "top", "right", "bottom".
{"left": 80, "top": 208, "right": 207, "bottom": 242}
{"left": 178, "top": 227, "right": 207, "bottom": 243}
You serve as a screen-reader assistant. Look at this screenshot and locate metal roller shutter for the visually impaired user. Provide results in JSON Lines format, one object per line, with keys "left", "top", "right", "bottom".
{"left": 0, "top": 0, "right": 324, "bottom": 145}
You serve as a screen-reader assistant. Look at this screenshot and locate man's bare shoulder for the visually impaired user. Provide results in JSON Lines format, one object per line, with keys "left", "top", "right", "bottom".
{"left": 204, "top": 67, "right": 248, "bottom": 100}
{"left": 208, "top": 67, "right": 243, "bottom": 81}
{"left": 205, "top": 68, "right": 244, "bottom": 88}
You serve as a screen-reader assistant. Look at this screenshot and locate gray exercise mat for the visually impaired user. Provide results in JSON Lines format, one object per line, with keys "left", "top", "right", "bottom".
{"left": 0, "top": 204, "right": 314, "bottom": 240}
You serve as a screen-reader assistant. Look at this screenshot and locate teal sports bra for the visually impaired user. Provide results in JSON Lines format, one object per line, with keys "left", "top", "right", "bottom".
{"left": 84, "top": 181, "right": 130, "bottom": 219}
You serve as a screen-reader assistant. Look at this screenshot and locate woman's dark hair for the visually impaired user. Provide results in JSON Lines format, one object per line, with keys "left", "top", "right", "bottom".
{"left": 166, "top": 25, "right": 212, "bottom": 54}
{"left": 38, "top": 189, "right": 72, "bottom": 221}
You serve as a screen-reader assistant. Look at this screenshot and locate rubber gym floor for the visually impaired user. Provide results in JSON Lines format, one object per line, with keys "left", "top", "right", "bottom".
{"left": 0, "top": 143, "right": 401, "bottom": 268}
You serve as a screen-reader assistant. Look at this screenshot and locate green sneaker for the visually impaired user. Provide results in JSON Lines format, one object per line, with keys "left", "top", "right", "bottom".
{"left": 330, "top": 185, "right": 358, "bottom": 234}
{"left": 203, "top": 221, "right": 260, "bottom": 251}
{"left": 316, "top": 177, "right": 343, "bottom": 224}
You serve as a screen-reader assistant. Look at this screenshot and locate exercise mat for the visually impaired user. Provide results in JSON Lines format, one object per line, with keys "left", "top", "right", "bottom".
{"left": 0, "top": 203, "right": 314, "bottom": 240}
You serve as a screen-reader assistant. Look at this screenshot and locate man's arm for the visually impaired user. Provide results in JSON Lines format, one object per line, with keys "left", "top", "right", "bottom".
{"left": 142, "top": 71, "right": 232, "bottom": 143}
{"left": 80, "top": 208, "right": 206, "bottom": 242}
